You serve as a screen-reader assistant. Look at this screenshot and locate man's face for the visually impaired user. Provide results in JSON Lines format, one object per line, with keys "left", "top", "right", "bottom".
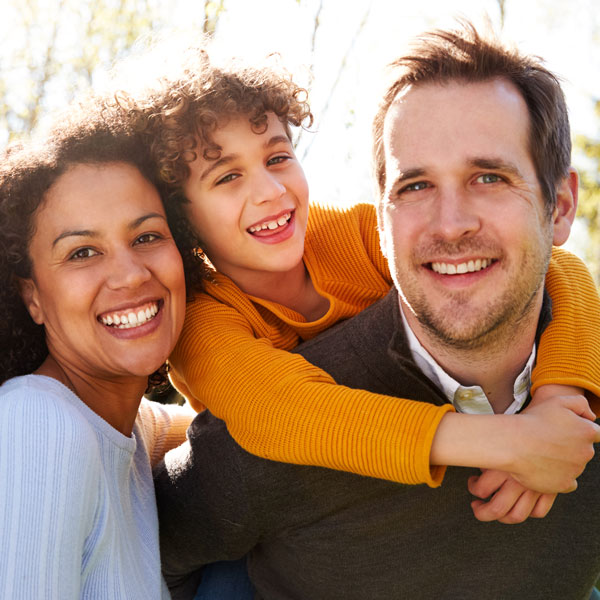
{"left": 379, "top": 78, "right": 570, "bottom": 350}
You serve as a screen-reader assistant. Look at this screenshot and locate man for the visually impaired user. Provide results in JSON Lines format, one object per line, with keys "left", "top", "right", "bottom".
{"left": 155, "top": 23, "right": 600, "bottom": 599}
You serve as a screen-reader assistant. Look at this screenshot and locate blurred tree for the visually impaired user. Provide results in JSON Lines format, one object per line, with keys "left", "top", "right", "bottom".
{"left": 574, "top": 100, "right": 600, "bottom": 284}
{"left": 0, "top": 0, "right": 226, "bottom": 145}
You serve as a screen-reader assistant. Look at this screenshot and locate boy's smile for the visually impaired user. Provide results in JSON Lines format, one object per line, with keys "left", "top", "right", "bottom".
{"left": 183, "top": 112, "right": 309, "bottom": 295}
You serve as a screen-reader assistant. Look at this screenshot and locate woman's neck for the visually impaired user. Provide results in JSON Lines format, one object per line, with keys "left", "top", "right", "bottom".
{"left": 35, "top": 355, "right": 145, "bottom": 436}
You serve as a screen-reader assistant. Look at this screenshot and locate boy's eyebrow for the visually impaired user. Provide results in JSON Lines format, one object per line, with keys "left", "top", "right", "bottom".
{"left": 199, "top": 135, "right": 292, "bottom": 182}
{"left": 265, "top": 135, "right": 291, "bottom": 148}
{"left": 199, "top": 155, "right": 237, "bottom": 182}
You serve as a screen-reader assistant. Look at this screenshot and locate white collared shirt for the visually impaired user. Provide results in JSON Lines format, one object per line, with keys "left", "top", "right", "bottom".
{"left": 399, "top": 306, "right": 534, "bottom": 415}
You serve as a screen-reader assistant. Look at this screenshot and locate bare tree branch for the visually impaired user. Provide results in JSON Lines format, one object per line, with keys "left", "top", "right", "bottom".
{"left": 300, "top": 2, "right": 371, "bottom": 160}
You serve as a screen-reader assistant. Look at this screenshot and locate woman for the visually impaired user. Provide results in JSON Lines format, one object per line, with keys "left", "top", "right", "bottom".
{"left": 0, "top": 103, "right": 192, "bottom": 598}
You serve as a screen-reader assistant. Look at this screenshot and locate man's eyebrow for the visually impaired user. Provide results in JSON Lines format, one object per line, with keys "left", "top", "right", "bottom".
{"left": 52, "top": 212, "right": 166, "bottom": 247}
{"left": 390, "top": 168, "right": 427, "bottom": 188}
{"left": 469, "top": 157, "right": 524, "bottom": 178}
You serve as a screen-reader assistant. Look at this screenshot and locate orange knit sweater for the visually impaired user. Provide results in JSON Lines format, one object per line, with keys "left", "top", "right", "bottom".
{"left": 169, "top": 202, "right": 600, "bottom": 487}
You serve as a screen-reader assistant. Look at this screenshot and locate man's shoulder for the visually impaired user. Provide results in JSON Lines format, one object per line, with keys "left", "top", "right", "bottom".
{"left": 294, "top": 289, "right": 399, "bottom": 382}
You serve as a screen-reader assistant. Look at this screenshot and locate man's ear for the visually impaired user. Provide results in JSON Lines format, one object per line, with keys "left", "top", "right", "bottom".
{"left": 376, "top": 200, "right": 389, "bottom": 259}
{"left": 552, "top": 167, "right": 578, "bottom": 246}
{"left": 17, "top": 277, "right": 44, "bottom": 325}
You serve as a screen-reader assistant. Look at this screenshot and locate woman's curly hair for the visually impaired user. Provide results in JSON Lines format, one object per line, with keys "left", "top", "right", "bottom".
{"left": 113, "top": 46, "right": 313, "bottom": 295}
{"left": 0, "top": 100, "right": 181, "bottom": 389}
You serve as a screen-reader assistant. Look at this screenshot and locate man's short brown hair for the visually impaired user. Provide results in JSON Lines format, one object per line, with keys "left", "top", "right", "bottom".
{"left": 372, "top": 21, "right": 571, "bottom": 212}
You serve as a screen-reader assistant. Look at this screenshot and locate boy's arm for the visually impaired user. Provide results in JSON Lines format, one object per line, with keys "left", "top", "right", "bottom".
{"left": 170, "top": 291, "right": 451, "bottom": 487}
{"left": 532, "top": 247, "right": 600, "bottom": 397}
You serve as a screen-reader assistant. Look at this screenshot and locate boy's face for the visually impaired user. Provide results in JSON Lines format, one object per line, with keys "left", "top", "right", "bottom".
{"left": 183, "top": 112, "right": 309, "bottom": 293}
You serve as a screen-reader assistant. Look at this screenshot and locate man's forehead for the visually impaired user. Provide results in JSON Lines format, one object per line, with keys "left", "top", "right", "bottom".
{"left": 382, "top": 78, "right": 532, "bottom": 178}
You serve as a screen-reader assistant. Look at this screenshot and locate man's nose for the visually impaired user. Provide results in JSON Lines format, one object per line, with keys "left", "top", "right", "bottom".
{"left": 431, "top": 188, "right": 481, "bottom": 241}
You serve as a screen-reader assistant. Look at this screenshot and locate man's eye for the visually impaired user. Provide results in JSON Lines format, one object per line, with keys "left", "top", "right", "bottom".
{"left": 69, "top": 247, "right": 99, "bottom": 260}
{"left": 476, "top": 173, "right": 502, "bottom": 184}
{"left": 400, "top": 181, "right": 429, "bottom": 194}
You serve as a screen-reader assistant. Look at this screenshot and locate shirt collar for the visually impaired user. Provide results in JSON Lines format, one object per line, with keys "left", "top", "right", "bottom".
{"left": 398, "top": 303, "right": 535, "bottom": 415}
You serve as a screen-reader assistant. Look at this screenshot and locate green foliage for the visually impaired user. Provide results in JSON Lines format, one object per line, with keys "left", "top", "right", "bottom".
{"left": 574, "top": 100, "right": 600, "bottom": 284}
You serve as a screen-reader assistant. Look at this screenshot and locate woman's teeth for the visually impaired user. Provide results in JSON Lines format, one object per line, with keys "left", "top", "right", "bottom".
{"left": 100, "top": 303, "right": 159, "bottom": 329}
{"left": 248, "top": 212, "right": 291, "bottom": 233}
{"left": 431, "top": 258, "right": 493, "bottom": 275}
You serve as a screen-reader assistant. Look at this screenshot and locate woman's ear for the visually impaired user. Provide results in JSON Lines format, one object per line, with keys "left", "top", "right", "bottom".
{"left": 552, "top": 167, "right": 578, "bottom": 246}
{"left": 17, "top": 277, "right": 44, "bottom": 325}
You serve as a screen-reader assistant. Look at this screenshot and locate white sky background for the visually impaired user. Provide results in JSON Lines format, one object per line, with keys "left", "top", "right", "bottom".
{"left": 1, "top": 0, "right": 599, "bottom": 254}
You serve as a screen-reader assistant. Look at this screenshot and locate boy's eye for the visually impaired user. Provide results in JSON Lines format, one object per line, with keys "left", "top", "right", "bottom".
{"left": 216, "top": 173, "right": 239, "bottom": 185}
{"left": 267, "top": 155, "right": 290, "bottom": 166}
{"left": 69, "top": 247, "right": 99, "bottom": 261}
{"left": 135, "top": 233, "right": 161, "bottom": 245}
{"left": 476, "top": 173, "right": 502, "bottom": 184}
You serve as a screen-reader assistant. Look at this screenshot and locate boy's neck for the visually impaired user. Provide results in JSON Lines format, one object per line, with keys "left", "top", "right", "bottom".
{"left": 238, "top": 260, "right": 329, "bottom": 322}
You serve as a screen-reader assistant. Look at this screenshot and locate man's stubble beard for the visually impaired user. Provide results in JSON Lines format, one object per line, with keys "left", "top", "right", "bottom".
{"left": 393, "top": 237, "right": 553, "bottom": 354}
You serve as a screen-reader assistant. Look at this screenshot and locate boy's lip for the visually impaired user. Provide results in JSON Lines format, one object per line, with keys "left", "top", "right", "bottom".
{"left": 247, "top": 209, "right": 294, "bottom": 233}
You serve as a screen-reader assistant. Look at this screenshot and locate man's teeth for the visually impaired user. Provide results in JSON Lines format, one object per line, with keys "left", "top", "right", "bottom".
{"left": 100, "top": 303, "right": 159, "bottom": 329}
{"left": 248, "top": 212, "right": 291, "bottom": 233}
{"left": 431, "top": 258, "right": 492, "bottom": 275}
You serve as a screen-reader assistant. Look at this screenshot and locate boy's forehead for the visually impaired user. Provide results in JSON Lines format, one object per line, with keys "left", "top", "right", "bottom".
{"left": 197, "top": 112, "right": 291, "bottom": 151}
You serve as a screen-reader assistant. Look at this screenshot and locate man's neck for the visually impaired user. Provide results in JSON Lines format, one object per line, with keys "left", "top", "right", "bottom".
{"left": 401, "top": 296, "right": 542, "bottom": 413}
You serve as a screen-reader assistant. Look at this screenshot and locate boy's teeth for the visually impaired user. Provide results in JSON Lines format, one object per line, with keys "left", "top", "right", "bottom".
{"left": 249, "top": 212, "right": 291, "bottom": 233}
{"left": 431, "top": 258, "right": 492, "bottom": 275}
{"left": 100, "top": 302, "right": 159, "bottom": 329}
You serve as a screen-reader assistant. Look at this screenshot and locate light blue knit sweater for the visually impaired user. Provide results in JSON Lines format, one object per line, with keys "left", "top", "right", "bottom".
{"left": 0, "top": 374, "right": 191, "bottom": 599}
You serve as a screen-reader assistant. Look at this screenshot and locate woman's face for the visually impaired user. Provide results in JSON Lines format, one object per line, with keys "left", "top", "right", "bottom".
{"left": 21, "top": 162, "right": 186, "bottom": 382}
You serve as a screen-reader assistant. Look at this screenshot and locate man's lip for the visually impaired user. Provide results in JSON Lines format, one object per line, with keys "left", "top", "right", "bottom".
{"left": 424, "top": 258, "right": 498, "bottom": 275}
{"left": 247, "top": 208, "right": 295, "bottom": 231}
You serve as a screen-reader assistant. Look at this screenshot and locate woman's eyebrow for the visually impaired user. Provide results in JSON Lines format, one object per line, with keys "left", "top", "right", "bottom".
{"left": 52, "top": 213, "right": 166, "bottom": 247}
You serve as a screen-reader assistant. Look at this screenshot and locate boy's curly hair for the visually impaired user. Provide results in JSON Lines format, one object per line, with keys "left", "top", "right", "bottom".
{"left": 0, "top": 100, "right": 180, "bottom": 389}
{"left": 113, "top": 46, "right": 313, "bottom": 294}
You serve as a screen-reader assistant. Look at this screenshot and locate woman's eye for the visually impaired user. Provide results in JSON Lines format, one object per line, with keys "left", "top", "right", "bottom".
{"left": 135, "top": 233, "right": 161, "bottom": 245}
{"left": 69, "top": 247, "right": 99, "bottom": 260}
{"left": 476, "top": 173, "right": 502, "bottom": 184}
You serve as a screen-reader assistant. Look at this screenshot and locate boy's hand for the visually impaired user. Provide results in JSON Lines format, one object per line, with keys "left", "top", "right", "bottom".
{"left": 509, "top": 387, "right": 600, "bottom": 493}
{"left": 468, "top": 469, "right": 557, "bottom": 524}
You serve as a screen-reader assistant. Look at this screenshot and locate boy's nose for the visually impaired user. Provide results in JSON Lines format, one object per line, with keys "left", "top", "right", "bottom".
{"left": 251, "top": 170, "right": 286, "bottom": 204}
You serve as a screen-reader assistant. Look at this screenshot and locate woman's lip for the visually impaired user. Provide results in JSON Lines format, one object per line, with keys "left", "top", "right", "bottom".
{"left": 97, "top": 298, "right": 161, "bottom": 321}
{"left": 100, "top": 301, "right": 164, "bottom": 339}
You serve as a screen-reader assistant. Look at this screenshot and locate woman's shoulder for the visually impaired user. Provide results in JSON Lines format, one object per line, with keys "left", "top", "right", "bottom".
{"left": 0, "top": 374, "right": 100, "bottom": 451}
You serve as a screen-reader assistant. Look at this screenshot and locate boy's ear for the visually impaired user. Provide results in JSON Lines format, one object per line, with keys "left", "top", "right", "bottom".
{"left": 552, "top": 167, "right": 578, "bottom": 246}
{"left": 17, "top": 277, "right": 45, "bottom": 325}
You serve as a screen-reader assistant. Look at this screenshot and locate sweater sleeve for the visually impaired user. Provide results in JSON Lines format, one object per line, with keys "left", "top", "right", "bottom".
{"left": 532, "top": 247, "right": 600, "bottom": 398}
{"left": 169, "top": 293, "right": 452, "bottom": 487}
{"left": 0, "top": 386, "right": 100, "bottom": 599}
{"left": 137, "top": 400, "right": 195, "bottom": 467}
